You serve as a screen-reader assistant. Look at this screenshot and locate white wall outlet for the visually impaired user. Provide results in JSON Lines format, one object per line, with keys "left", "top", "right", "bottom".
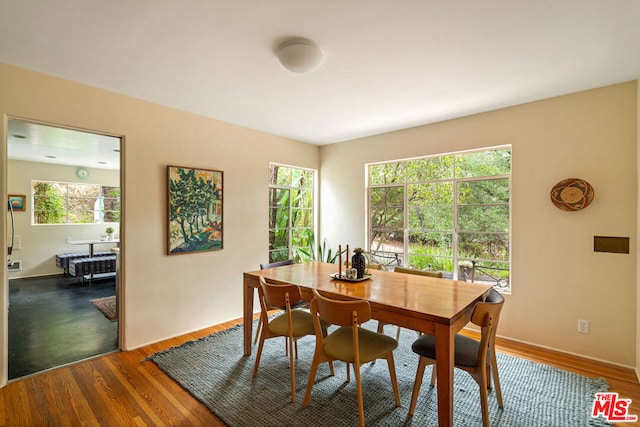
{"left": 578, "top": 319, "right": 589, "bottom": 334}
{"left": 14, "top": 235, "right": 21, "bottom": 250}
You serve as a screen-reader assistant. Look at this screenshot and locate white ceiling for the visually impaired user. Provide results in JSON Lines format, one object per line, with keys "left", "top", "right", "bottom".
{"left": 1, "top": 0, "right": 639, "bottom": 149}
{"left": 7, "top": 119, "right": 121, "bottom": 170}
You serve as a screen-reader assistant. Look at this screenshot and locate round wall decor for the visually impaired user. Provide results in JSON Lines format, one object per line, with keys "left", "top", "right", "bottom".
{"left": 550, "top": 178, "right": 594, "bottom": 211}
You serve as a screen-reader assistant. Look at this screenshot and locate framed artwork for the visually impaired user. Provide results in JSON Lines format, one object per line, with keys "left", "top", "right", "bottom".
{"left": 168, "top": 165, "right": 223, "bottom": 255}
{"left": 8, "top": 194, "right": 25, "bottom": 211}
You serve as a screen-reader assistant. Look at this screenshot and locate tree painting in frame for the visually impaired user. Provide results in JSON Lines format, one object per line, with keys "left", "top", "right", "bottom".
{"left": 168, "top": 165, "right": 223, "bottom": 255}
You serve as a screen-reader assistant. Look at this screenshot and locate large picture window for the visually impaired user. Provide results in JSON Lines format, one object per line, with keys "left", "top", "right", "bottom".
{"left": 368, "top": 146, "right": 511, "bottom": 290}
{"left": 268, "top": 164, "right": 315, "bottom": 263}
{"left": 33, "top": 181, "right": 120, "bottom": 225}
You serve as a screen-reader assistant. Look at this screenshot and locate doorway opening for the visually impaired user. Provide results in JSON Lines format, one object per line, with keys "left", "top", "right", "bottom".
{"left": 6, "top": 118, "right": 122, "bottom": 380}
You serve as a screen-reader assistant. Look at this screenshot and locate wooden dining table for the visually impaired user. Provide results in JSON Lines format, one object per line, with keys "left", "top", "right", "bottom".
{"left": 243, "top": 261, "right": 492, "bottom": 427}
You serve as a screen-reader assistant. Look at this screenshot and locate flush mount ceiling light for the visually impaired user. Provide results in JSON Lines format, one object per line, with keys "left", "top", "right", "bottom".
{"left": 276, "top": 37, "right": 324, "bottom": 74}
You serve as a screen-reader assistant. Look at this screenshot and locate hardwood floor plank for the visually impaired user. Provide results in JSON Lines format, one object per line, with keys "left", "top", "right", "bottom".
{"left": 0, "top": 318, "right": 637, "bottom": 426}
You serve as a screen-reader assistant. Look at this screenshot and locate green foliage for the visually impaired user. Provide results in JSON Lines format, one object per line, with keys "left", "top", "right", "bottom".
{"left": 296, "top": 232, "right": 344, "bottom": 264}
{"left": 33, "top": 182, "right": 65, "bottom": 224}
{"left": 268, "top": 165, "right": 314, "bottom": 263}
{"left": 33, "top": 181, "right": 121, "bottom": 225}
{"left": 369, "top": 147, "right": 511, "bottom": 277}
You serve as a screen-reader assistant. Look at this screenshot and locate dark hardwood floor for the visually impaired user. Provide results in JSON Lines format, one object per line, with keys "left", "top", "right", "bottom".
{"left": 8, "top": 274, "right": 118, "bottom": 379}
{"left": 1, "top": 315, "right": 638, "bottom": 426}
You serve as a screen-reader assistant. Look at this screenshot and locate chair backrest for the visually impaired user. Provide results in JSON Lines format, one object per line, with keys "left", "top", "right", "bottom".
{"left": 470, "top": 289, "right": 504, "bottom": 363}
{"left": 343, "top": 261, "right": 382, "bottom": 270}
{"left": 394, "top": 266, "right": 443, "bottom": 278}
{"left": 258, "top": 276, "right": 302, "bottom": 310}
{"left": 260, "top": 259, "right": 294, "bottom": 270}
{"left": 311, "top": 289, "right": 371, "bottom": 327}
{"left": 471, "top": 289, "right": 504, "bottom": 327}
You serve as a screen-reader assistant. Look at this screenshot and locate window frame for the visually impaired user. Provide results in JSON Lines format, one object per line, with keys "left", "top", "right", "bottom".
{"left": 268, "top": 163, "right": 316, "bottom": 263}
{"left": 31, "top": 180, "right": 120, "bottom": 225}
{"left": 367, "top": 146, "right": 511, "bottom": 291}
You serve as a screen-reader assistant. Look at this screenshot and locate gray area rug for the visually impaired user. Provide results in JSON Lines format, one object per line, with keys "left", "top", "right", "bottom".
{"left": 147, "top": 322, "right": 611, "bottom": 426}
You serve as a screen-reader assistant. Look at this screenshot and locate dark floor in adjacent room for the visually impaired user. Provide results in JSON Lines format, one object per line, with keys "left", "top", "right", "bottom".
{"left": 8, "top": 274, "right": 118, "bottom": 380}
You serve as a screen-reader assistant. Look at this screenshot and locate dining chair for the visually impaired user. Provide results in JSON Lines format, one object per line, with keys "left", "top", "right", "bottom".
{"left": 254, "top": 259, "right": 295, "bottom": 344}
{"left": 343, "top": 261, "right": 383, "bottom": 271}
{"left": 408, "top": 289, "right": 505, "bottom": 426}
{"left": 303, "top": 289, "right": 401, "bottom": 427}
{"left": 253, "top": 276, "right": 330, "bottom": 403}
{"left": 377, "top": 267, "right": 444, "bottom": 339}
{"left": 259, "top": 259, "right": 294, "bottom": 270}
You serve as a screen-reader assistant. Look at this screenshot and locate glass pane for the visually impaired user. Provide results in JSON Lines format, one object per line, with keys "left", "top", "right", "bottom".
{"left": 408, "top": 232, "right": 452, "bottom": 256}
{"left": 33, "top": 210, "right": 66, "bottom": 224}
{"left": 269, "top": 229, "right": 289, "bottom": 250}
{"left": 458, "top": 205, "right": 509, "bottom": 232}
{"left": 68, "top": 208, "right": 95, "bottom": 223}
{"left": 408, "top": 206, "right": 453, "bottom": 230}
{"left": 369, "top": 230, "right": 404, "bottom": 254}
{"left": 300, "top": 170, "right": 314, "bottom": 188}
{"left": 407, "top": 254, "right": 454, "bottom": 273}
{"left": 292, "top": 208, "right": 312, "bottom": 227}
{"left": 370, "top": 207, "right": 404, "bottom": 229}
{"left": 292, "top": 227, "right": 313, "bottom": 248}
{"left": 269, "top": 208, "right": 289, "bottom": 229}
{"left": 269, "top": 165, "right": 291, "bottom": 186}
{"left": 369, "top": 162, "right": 406, "bottom": 185}
{"left": 458, "top": 232, "right": 509, "bottom": 261}
{"left": 408, "top": 182, "right": 453, "bottom": 205}
{"left": 292, "top": 189, "right": 312, "bottom": 209}
{"left": 268, "top": 188, "right": 289, "bottom": 208}
{"left": 407, "top": 156, "right": 454, "bottom": 182}
{"left": 103, "top": 210, "right": 120, "bottom": 222}
{"left": 68, "top": 184, "right": 100, "bottom": 198}
{"left": 291, "top": 168, "right": 302, "bottom": 187}
{"left": 269, "top": 249, "right": 289, "bottom": 263}
{"left": 291, "top": 208, "right": 313, "bottom": 228}
{"left": 370, "top": 186, "right": 403, "bottom": 207}
{"left": 456, "top": 148, "right": 511, "bottom": 178}
{"left": 458, "top": 179, "right": 509, "bottom": 205}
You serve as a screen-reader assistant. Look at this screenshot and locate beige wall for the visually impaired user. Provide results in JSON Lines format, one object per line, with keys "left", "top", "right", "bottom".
{"left": 0, "top": 63, "right": 320, "bottom": 385}
{"left": 320, "top": 81, "right": 638, "bottom": 367}
{"left": 7, "top": 160, "right": 120, "bottom": 278}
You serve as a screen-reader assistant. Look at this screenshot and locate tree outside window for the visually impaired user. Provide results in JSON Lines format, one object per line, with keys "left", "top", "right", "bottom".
{"left": 368, "top": 147, "right": 511, "bottom": 290}
{"left": 268, "top": 164, "right": 314, "bottom": 263}
{"left": 33, "top": 181, "right": 120, "bottom": 225}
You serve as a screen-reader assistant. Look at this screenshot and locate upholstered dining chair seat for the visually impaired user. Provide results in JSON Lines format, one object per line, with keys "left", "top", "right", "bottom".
{"left": 411, "top": 333, "right": 489, "bottom": 368}
{"left": 323, "top": 326, "right": 398, "bottom": 363}
{"left": 267, "top": 309, "right": 329, "bottom": 337}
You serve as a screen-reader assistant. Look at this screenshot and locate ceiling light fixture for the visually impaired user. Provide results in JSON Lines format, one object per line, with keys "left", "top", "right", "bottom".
{"left": 276, "top": 37, "right": 324, "bottom": 74}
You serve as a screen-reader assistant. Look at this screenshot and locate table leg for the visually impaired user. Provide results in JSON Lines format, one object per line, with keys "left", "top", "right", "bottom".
{"left": 435, "top": 323, "right": 454, "bottom": 427}
{"left": 243, "top": 277, "right": 255, "bottom": 356}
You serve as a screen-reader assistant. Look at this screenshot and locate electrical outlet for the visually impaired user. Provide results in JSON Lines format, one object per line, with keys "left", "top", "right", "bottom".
{"left": 578, "top": 319, "right": 589, "bottom": 334}
{"left": 14, "top": 235, "right": 21, "bottom": 250}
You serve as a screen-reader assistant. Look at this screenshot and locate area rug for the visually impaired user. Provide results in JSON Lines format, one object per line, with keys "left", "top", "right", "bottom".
{"left": 89, "top": 295, "right": 117, "bottom": 322}
{"left": 146, "top": 322, "right": 611, "bottom": 426}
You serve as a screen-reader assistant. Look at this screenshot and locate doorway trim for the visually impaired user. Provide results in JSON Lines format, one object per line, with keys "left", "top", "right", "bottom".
{"left": 1, "top": 115, "right": 125, "bottom": 386}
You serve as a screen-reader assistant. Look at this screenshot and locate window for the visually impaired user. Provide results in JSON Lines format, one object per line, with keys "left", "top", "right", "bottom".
{"left": 33, "top": 181, "right": 120, "bottom": 225}
{"left": 268, "top": 164, "right": 315, "bottom": 263}
{"left": 368, "top": 147, "right": 511, "bottom": 290}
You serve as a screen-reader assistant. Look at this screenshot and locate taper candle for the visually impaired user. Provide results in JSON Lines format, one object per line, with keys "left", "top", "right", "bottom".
{"left": 346, "top": 245, "right": 349, "bottom": 268}
{"left": 338, "top": 244, "right": 342, "bottom": 276}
